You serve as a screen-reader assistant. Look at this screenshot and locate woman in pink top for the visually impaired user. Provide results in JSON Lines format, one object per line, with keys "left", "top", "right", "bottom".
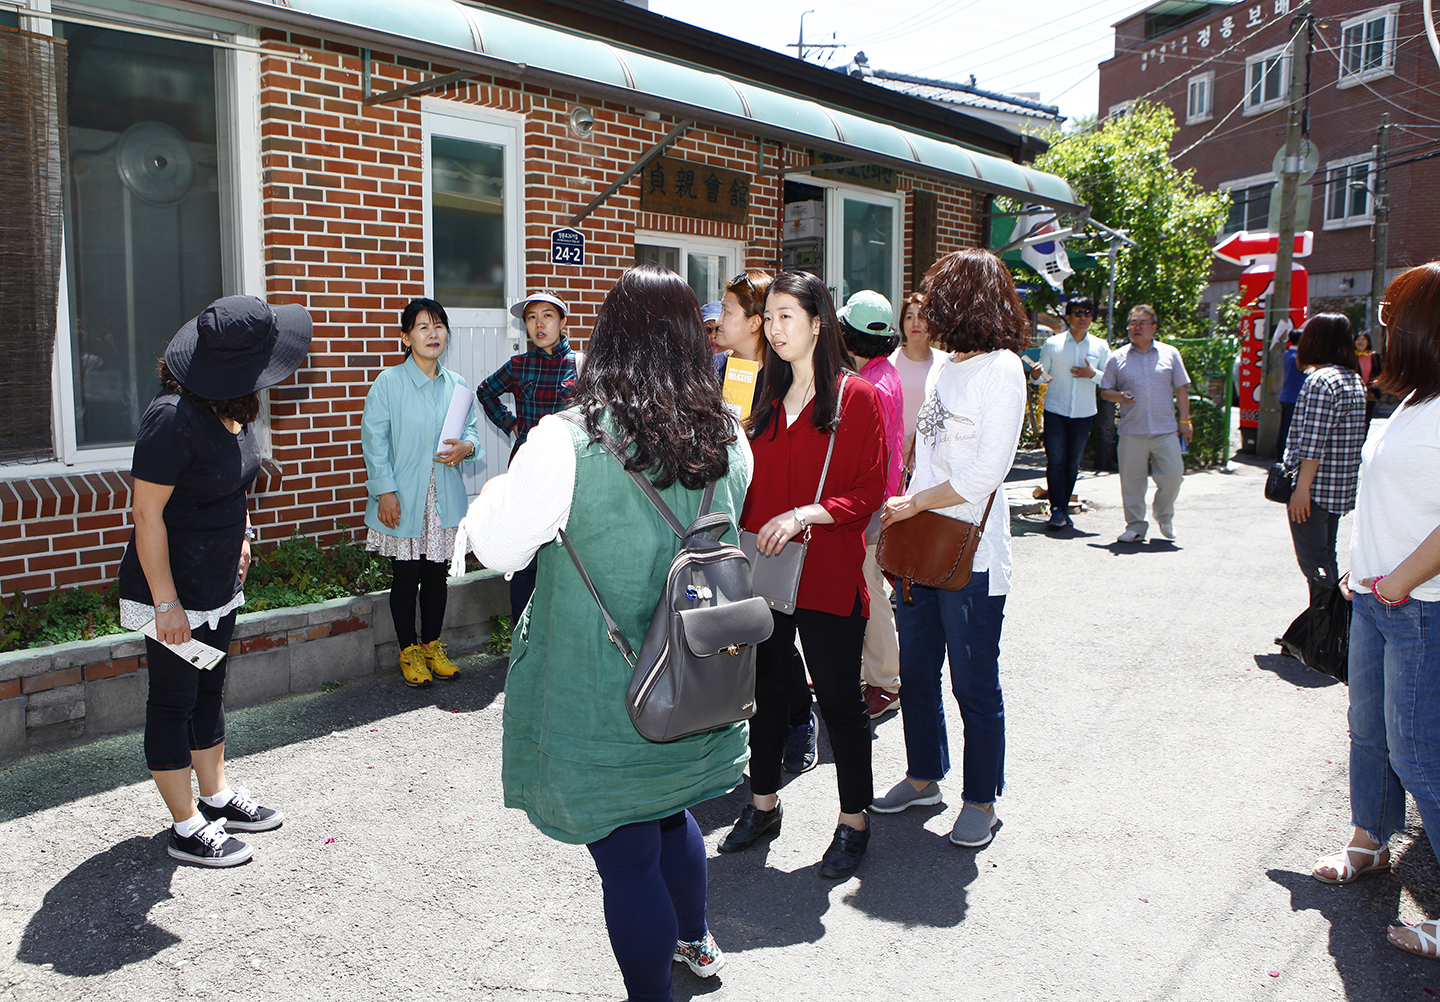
{"left": 890, "top": 293, "right": 947, "bottom": 479}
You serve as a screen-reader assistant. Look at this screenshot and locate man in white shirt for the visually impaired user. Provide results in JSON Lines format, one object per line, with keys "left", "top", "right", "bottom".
{"left": 1032, "top": 297, "right": 1109, "bottom": 530}
{"left": 1099, "top": 305, "right": 1193, "bottom": 543}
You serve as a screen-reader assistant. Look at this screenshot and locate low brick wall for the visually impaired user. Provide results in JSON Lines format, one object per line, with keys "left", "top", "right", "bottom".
{"left": 0, "top": 569, "right": 507, "bottom": 761}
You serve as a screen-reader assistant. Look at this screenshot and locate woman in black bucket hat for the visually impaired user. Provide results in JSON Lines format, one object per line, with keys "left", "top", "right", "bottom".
{"left": 117, "top": 295, "right": 311, "bottom": 867}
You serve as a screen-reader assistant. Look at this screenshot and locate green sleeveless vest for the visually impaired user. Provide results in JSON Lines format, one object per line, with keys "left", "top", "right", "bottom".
{"left": 501, "top": 415, "right": 751, "bottom": 844}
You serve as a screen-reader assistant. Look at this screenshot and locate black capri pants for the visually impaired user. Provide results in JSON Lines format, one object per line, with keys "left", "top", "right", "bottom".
{"left": 143, "top": 611, "right": 237, "bottom": 772}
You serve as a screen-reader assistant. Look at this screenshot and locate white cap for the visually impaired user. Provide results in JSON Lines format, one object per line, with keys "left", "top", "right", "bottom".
{"left": 510, "top": 292, "right": 570, "bottom": 320}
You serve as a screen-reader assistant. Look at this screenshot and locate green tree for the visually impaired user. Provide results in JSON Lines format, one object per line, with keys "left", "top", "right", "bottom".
{"left": 1013, "top": 101, "right": 1229, "bottom": 341}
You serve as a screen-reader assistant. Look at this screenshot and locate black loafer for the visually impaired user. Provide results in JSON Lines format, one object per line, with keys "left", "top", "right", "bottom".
{"left": 718, "top": 801, "right": 783, "bottom": 853}
{"left": 818, "top": 820, "right": 870, "bottom": 879}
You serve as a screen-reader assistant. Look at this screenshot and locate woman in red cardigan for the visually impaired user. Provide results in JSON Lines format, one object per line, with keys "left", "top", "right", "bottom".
{"left": 717, "top": 270, "right": 887, "bottom": 880}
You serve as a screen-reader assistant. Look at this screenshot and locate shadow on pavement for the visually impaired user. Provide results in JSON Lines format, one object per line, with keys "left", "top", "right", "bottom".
{"left": 1253, "top": 652, "right": 1341, "bottom": 689}
{"left": 0, "top": 653, "right": 507, "bottom": 825}
{"left": 17, "top": 835, "right": 181, "bottom": 975}
{"left": 1086, "top": 540, "right": 1183, "bottom": 554}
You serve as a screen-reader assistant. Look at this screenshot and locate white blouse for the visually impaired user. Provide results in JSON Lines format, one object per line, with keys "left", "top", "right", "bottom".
{"left": 1349, "top": 393, "right": 1440, "bottom": 602}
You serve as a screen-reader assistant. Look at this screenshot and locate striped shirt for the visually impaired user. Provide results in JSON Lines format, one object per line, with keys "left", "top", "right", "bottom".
{"left": 1283, "top": 365, "right": 1367, "bottom": 515}
{"left": 1100, "top": 341, "right": 1190, "bottom": 435}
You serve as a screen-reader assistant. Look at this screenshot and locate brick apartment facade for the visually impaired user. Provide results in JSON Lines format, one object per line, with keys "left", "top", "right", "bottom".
{"left": 0, "top": 0, "right": 1074, "bottom": 600}
{"left": 1097, "top": 0, "right": 1440, "bottom": 317}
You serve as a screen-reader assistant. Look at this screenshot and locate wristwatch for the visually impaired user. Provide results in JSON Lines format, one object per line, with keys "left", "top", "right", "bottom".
{"left": 155, "top": 599, "right": 181, "bottom": 614}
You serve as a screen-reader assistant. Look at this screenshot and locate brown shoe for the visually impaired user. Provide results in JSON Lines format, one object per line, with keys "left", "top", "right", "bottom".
{"left": 863, "top": 684, "right": 900, "bottom": 719}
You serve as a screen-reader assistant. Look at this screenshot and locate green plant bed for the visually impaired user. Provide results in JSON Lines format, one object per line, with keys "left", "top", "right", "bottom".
{"left": 0, "top": 584, "right": 127, "bottom": 653}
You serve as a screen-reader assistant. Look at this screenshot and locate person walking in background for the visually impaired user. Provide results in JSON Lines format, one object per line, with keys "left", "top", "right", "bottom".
{"left": 891, "top": 292, "right": 946, "bottom": 482}
{"left": 838, "top": 290, "right": 905, "bottom": 720}
{"left": 475, "top": 291, "right": 581, "bottom": 624}
{"left": 1032, "top": 296, "right": 1109, "bottom": 531}
{"left": 1277, "top": 327, "right": 1305, "bottom": 458}
{"left": 869, "top": 250, "right": 1027, "bottom": 849}
{"left": 118, "top": 296, "right": 311, "bottom": 866}
{"left": 465, "top": 265, "right": 750, "bottom": 999}
{"left": 1355, "top": 330, "right": 1384, "bottom": 437}
{"left": 720, "top": 270, "right": 886, "bottom": 880}
{"left": 1309, "top": 262, "right": 1440, "bottom": 962}
{"left": 1282, "top": 314, "right": 1365, "bottom": 602}
{"left": 362, "top": 298, "right": 482, "bottom": 690}
{"left": 1099, "top": 305, "right": 1192, "bottom": 544}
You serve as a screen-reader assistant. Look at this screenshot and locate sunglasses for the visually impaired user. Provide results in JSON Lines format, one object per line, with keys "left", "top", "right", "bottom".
{"left": 1069, "top": 309, "right": 1095, "bottom": 318}
{"left": 730, "top": 272, "right": 757, "bottom": 296}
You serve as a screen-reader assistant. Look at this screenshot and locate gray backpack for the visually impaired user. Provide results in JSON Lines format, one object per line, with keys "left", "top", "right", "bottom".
{"left": 557, "top": 413, "right": 774, "bottom": 743}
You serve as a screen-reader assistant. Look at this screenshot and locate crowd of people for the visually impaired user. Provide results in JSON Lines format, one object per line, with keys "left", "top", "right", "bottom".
{"left": 116, "top": 253, "right": 1440, "bottom": 994}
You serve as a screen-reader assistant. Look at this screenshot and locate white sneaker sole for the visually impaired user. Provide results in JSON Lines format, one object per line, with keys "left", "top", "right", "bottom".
{"left": 167, "top": 842, "right": 254, "bottom": 867}
{"left": 673, "top": 950, "right": 726, "bottom": 978}
{"left": 949, "top": 813, "right": 1000, "bottom": 847}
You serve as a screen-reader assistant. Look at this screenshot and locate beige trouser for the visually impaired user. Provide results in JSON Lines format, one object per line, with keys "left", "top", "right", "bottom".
{"left": 1117, "top": 432, "right": 1184, "bottom": 534}
{"left": 861, "top": 535, "right": 900, "bottom": 691}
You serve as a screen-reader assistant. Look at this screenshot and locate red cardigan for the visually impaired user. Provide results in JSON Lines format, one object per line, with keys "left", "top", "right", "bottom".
{"left": 741, "top": 375, "right": 887, "bottom": 617}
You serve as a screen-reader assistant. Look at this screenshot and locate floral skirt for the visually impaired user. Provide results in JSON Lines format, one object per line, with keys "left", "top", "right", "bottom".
{"left": 366, "top": 469, "right": 456, "bottom": 563}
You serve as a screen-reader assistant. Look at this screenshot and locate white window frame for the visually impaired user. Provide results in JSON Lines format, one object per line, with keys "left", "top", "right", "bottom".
{"left": 824, "top": 184, "right": 904, "bottom": 313}
{"left": 1219, "top": 172, "right": 1275, "bottom": 234}
{"left": 34, "top": 17, "right": 264, "bottom": 477}
{"left": 1337, "top": 4, "right": 1399, "bottom": 88}
{"left": 1243, "top": 44, "right": 1291, "bottom": 115}
{"left": 632, "top": 230, "right": 746, "bottom": 305}
{"left": 1186, "top": 71, "right": 1214, "bottom": 125}
{"left": 1106, "top": 100, "right": 1134, "bottom": 121}
{"left": 1322, "top": 154, "right": 1375, "bottom": 229}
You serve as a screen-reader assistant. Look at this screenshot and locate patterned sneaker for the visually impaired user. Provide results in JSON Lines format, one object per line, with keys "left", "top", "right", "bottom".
{"left": 421, "top": 641, "right": 460, "bottom": 680}
{"left": 399, "top": 644, "right": 433, "bottom": 688}
{"left": 674, "top": 930, "right": 726, "bottom": 978}
{"left": 198, "top": 787, "right": 284, "bottom": 832}
{"left": 167, "top": 819, "right": 253, "bottom": 868}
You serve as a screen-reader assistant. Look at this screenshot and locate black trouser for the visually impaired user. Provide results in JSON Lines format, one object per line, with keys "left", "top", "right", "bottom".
{"left": 509, "top": 555, "right": 539, "bottom": 626}
{"left": 144, "top": 611, "right": 237, "bottom": 772}
{"left": 750, "top": 593, "right": 872, "bottom": 814}
{"left": 1289, "top": 502, "right": 1342, "bottom": 601}
{"left": 1042, "top": 411, "right": 1092, "bottom": 515}
{"left": 1277, "top": 401, "right": 1296, "bottom": 457}
{"left": 786, "top": 644, "right": 812, "bottom": 727}
{"left": 390, "top": 557, "right": 448, "bottom": 649}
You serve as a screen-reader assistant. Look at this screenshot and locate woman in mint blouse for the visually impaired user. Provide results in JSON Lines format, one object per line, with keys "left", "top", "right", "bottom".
{"left": 361, "top": 298, "right": 482, "bottom": 688}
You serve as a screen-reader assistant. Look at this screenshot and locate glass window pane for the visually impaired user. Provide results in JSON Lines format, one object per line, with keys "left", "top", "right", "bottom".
{"left": 634, "top": 243, "right": 680, "bottom": 272}
{"left": 841, "top": 198, "right": 893, "bottom": 303}
{"left": 64, "top": 25, "right": 223, "bottom": 447}
{"left": 1349, "top": 164, "right": 1370, "bottom": 217}
{"left": 431, "top": 136, "right": 504, "bottom": 308}
{"left": 685, "top": 253, "right": 727, "bottom": 305}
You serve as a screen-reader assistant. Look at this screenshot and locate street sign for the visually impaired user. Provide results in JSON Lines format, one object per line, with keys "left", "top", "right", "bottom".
{"left": 1213, "top": 230, "right": 1313, "bottom": 266}
{"left": 1266, "top": 183, "right": 1312, "bottom": 233}
{"left": 550, "top": 227, "right": 584, "bottom": 266}
{"left": 1272, "top": 140, "right": 1319, "bottom": 182}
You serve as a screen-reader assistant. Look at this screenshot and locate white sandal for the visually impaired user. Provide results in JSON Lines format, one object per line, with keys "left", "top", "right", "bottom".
{"left": 1390, "top": 921, "right": 1440, "bottom": 959}
{"left": 1311, "top": 843, "right": 1390, "bottom": 884}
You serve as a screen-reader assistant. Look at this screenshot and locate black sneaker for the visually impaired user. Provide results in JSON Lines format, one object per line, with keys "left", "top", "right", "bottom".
{"left": 168, "top": 819, "right": 253, "bottom": 868}
{"left": 198, "top": 787, "right": 284, "bottom": 832}
{"left": 782, "top": 708, "right": 819, "bottom": 774}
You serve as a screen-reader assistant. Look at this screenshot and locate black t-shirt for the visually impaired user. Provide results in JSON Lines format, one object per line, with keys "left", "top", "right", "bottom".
{"left": 117, "top": 393, "right": 260, "bottom": 610}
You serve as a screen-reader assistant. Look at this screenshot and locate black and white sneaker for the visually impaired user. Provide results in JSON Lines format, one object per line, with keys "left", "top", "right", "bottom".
{"left": 168, "top": 819, "right": 253, "bottom": 868}
{"left": 198, "top": 787, "right": 284, "bottom": 832}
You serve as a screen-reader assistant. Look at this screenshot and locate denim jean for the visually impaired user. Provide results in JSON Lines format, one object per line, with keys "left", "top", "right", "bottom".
{"left": 1287, "top": 502, "right": 1341, "bottom": 599}
{"left": 1348, "top": 593, "right": 1440, "bottom": 847}
{"left": 1042, "top": 411, "right": 1092, "bottom": 515}
{"left": 894, "top": 572, "right": 1006, "bottom": 805}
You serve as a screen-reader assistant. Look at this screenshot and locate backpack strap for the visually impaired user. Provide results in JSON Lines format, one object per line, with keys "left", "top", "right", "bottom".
{"left": 557, "top": 528, "right": 637, "bottom": 669}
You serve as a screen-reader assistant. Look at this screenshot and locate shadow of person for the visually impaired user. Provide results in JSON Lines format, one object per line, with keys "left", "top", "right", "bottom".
{"left": 1253, "top": 651, "right": 1340, "bottom": 689}
{"left": 705, "top": 848, "right": 843, "bottom": 951}
{"left": 840, "top": 806, "right": 977, "bottom": 929}
{"left": 18, "top": 835, "right": 181, "bottom": 976}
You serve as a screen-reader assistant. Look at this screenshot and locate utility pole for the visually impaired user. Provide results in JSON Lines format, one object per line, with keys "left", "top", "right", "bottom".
{"left": 1259, "top": 3, "right": 1312, "bottom": 460}
{"left": 1369, "top": 114, "right": 1391, "bottom": 351}
{"left": 786, "top": 10, "right": 842, "bottom": 62}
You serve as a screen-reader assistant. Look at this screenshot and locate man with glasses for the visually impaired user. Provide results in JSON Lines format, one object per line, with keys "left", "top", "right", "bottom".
{"left": 1099, "top": 304, "right": 1193, "bottom": 543}
{"left": 1032, "top": 297, "right": 1109, "bottom": 530}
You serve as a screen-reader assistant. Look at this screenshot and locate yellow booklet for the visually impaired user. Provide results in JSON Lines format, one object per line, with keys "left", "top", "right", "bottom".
{"left": 721, "top": 357, "right": 760, "bottom": 420}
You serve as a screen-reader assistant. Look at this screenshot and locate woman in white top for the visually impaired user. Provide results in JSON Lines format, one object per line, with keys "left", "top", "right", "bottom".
{"left": 1309, "top": 262, "right": 1440, "bottom": 961}
{"left": 890, "top": 292, "right": 947, "bottom": 479}
{"left": 869, "top": 249, "right": 1028, "bottom": 849}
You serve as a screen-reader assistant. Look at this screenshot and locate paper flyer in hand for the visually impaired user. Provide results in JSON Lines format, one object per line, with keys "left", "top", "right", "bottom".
{"left": 139, "top": 619, "right": 227, "bottom": 671}
{"left": 438, "top": 382, "right": 475, "bottom": 455}
{"left": 721, "top": 357, "right": 760, "bottom": 420}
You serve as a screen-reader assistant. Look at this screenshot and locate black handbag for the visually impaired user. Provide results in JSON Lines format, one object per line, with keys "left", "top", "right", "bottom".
{"left": 1265, "top": 463, "right": 1299, "bottom": 503}
{"left": 1278, "top": 582, "right": 1351, "bottom": 683}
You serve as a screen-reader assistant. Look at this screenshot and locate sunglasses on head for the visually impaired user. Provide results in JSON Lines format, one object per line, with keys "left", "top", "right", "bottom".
{"left": 730, "top": 272, "right": 756, "bottom": 295}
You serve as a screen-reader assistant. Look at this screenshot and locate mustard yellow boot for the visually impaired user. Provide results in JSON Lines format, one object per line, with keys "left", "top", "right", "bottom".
{"left": 421, "top": 641, "right": 460, "bottom": 680}
{"left": 399, "top": 644, "right": 433, "bottom": 688}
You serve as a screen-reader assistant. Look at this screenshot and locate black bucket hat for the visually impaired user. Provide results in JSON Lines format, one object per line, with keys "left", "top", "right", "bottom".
{"left": 165, "top": 296, "right": 312, "bottom": 400}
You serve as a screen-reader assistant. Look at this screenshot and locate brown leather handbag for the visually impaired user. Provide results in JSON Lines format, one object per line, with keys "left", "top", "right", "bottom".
{"left": 876, "top": 492, "right": 998, "bottom": 604}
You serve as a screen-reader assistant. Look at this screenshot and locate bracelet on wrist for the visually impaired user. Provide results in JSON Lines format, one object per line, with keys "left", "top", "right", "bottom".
{"left": 155, "top": 599, "right": 181, "bottom": 614}
{"left": 793, "top": 506, "right": 807, "bottom": 528}
{"left": 1372, "top": 575, "right": 1412, "bottom": 607}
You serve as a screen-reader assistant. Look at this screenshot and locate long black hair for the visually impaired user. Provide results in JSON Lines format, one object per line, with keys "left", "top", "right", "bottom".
{"left": 747, "top": 270, "right": 855, "bottom": 438}
{"left": 569, "top": 265, "right": 734, "bottom": 489}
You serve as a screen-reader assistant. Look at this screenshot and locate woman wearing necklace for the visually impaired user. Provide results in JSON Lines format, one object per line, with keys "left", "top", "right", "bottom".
{"left": 718, "top": 270, "right": 887, "bottom": 879}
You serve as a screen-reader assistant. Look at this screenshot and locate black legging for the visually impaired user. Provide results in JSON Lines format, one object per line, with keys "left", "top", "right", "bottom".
{"left": 389, "top": 557, "right": 448, "bottom": 649}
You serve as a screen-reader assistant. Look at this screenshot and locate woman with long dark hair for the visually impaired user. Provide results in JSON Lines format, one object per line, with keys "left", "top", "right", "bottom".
{"left": 870, "top": 249, "right": 1028, "bottom": 850}
{"left": 717, "top": 270, "right": 887, "bottom": 880}
{"left": 1282, "top": 313, "right": 1365, "bottom": 600}
{"left": 1310, "top": 263, "right": 1440, "bottom": 961}
{"left": 464, "top": 265, "right": 751, "bottom": 998}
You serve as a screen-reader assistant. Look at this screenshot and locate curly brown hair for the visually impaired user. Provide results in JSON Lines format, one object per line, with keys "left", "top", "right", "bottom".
{"left": 156, "top": 360, "right": 261, "bottom": 425}
{"left": 919, "top": 249, "right": 1030, "bottom": 354}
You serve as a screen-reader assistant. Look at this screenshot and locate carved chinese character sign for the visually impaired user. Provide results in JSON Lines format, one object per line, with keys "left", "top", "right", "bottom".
{"left": 639, "top": 156, "right": 752, "bottom": 225}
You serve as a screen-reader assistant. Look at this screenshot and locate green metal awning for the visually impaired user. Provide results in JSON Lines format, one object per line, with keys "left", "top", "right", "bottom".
{"left": 185, "top": 0, "right": 1083, "bottom": 212}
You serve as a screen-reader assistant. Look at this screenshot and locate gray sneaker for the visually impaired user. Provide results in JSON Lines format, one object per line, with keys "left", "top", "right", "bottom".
{"left": 949, "top": 803, "right": 999, "bottom": 846}
{"left": 871, "top": 778, "right": 942, "bottom": 814}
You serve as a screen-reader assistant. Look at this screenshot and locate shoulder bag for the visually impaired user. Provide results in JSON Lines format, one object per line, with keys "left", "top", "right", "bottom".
{"left": 1265, "top": 463, "right": 1298, "bottom": 503}
{"left": 876, "top": 492, "right": 998, "bottom": 604}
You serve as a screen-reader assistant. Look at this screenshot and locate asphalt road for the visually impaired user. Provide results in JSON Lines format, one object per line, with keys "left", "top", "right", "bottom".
{"left": 3, "top": 448, "right": 1437, "bottom": 1002}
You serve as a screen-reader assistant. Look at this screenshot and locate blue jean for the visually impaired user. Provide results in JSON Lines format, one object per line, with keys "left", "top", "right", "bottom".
{"left": 1042, "top": 411, "right": 1092, "bottom": 515}
{"left": 1348, "top": 593, "right": 1440, "bottom": 848}
{"left": 894, "top": 572, "right": 1007, "bottom": 804}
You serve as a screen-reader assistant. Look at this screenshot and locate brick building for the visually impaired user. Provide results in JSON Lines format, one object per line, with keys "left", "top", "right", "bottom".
{"left": 0, "top": 0, "right": 1078, "bottom": 600}
{"left": 1097, "top": 0, "right": 1440, "bottom": 320}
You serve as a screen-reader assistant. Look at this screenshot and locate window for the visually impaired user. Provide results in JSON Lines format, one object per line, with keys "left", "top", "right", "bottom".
{"left": 1186, "top": 72, "right": 1214, "bottom": 125}
{"left": 832, "top": 191, "right": 900, "bottom": 306}
{"left": 633, "top": 233, "right": 743, "bottom": 307}
{"left": 1323, "top": 156, "right": 1373, "bottom": 228}
{"left": 1339, "top": 5, "right": 1398, "bottom": 87}
{"left": 1244, "top": 45, "right": 1291, "bottom": 114}
{"left": 1106, "top": 101, "right": 1134, "bottom": 121}
{"left": 1220, "top": 174, "right": 1274, "bottom": 233}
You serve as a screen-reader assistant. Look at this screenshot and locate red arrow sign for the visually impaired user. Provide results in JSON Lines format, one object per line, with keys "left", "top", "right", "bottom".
{"left": 1213, "top": 230, "right": 1313, "bottom": 265}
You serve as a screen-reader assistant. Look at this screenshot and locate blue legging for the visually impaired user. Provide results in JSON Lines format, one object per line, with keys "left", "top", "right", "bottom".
{"left": 586, "top": 811, "right": 708, "bottom": 1002}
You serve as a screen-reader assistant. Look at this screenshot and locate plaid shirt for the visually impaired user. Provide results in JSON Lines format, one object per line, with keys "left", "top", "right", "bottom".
{"left": 1283, "top": 365, "right": 1367, "bottom": 515}
{"left": 476, "top": 335, "right": 580, "bottom": 452}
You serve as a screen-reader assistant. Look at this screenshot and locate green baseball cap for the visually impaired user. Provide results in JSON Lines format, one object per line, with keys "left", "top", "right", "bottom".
{"left": 837, "top": 290, "right": 894, "bottom": 337}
